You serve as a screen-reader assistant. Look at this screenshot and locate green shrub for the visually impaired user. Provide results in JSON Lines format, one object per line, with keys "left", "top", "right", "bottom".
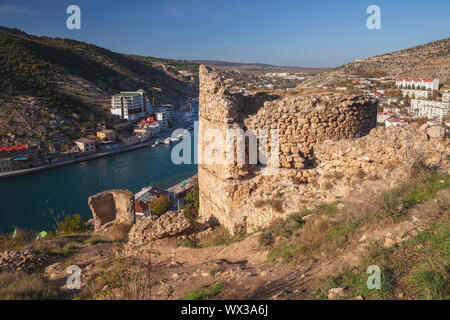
{"left": 150, "top": 195, "right": 171, "bottom": 216}
{"left": 58, "top": 214, "right": 89, "bottom": 234}
{"left": 182, "top": 283, "right": 223, "bottom": 300}
{"left": 258, "top": 230, "right": 274, "bottom": 247}
{"left": 410, "top": 265, "right": 448, "bottom": 300}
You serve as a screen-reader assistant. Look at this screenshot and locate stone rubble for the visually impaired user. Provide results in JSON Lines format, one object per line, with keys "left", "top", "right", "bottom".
{"left": 127, "top": 210, "right": 196, "bottom": 247}
{"left": 0, "top": 250, "right": 47, "bottom": 272}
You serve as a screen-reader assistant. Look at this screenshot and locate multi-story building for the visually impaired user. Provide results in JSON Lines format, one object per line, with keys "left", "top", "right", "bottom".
{"left": 410, "top": 99, "right": 450, "bottom": 120}
{"left": 395, "top": 78, "right": 439, "bottom": 91}
{"left": 96, "top": 129, "right": 116, "bottom": 141}
{"left": 153, "top": 104, "right": 174, "bottom": 122}
{"left": 401, "top": 89, "right": 432, "bottom": 99}
{"left": 74, "top": 138, "right": 96, "bottom": 153}
{"left": 154, "top": 111, "right": 168, "bottom": 128}
{"left": 111, "top": 89, "right": 153, "bottom": 121}
{"left": 0, "top": 144, "right": 38, "bottom": 172}
{"left": 0, "top": 157, "right": 12, "bottom": 172}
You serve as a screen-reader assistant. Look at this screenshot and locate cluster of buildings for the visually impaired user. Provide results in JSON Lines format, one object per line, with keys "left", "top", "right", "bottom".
{"left": 395, "top": 78, "right": 449, "bottom": 121}
{"left": 369, "top": 77, "right": 449, "bottom": 127}
{"left": 134, "top": 176, "right": 196, "bottom": 217}
{"left": 395, "top": 78, "right": 440, "bottom": 91}
{"left": 110, "top": 89, "right": 173, "bottom": 125}
{"left": 264, "top": 72, "right": 306, "bottom": 80}
{"left": 134, "top": 186, "right": 169, "bottom": 217}
{"left": 410, "top": 99, "right": 450, "bottom": 119}
{"left": 0, "top": 144, "right": 38, "bottom": 172}
{"left": 110, "top": 89, "right": 174, "bottom": 141}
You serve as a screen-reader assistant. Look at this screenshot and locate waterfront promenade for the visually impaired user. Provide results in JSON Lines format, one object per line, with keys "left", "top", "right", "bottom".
{"left": 0, "top": 107, "right": 198, "bottom": 180}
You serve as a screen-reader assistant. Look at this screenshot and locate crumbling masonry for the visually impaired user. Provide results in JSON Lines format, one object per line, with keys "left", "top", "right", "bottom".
{"left": 198, "top": 66, "right": 449, "bottom": 234}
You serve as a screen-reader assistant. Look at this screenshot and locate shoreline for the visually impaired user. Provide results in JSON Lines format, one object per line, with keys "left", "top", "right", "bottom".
{"left": 0, "top": 126, "right": 193, "bottom": 181}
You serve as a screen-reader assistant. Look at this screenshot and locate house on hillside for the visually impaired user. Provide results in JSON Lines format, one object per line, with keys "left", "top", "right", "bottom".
{"left": 74, "top": 138, "right": 96, "bottom": 153}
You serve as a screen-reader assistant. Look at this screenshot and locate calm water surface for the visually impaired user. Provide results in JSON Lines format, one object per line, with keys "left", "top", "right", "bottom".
{"left": 0, "top": 131, "right": 197, "bottom": 233}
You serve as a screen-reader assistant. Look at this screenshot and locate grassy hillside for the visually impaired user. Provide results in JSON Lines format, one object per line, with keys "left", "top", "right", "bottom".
{"left": 0, "top": 27, "right": 199, "bottom": 151}
{"left": 302, "top": 38, "right": 450, "bottom": 87}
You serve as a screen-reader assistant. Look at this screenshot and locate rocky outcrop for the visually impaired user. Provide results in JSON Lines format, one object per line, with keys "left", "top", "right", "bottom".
{"left": 0, "top": 250, "right": 47, "bottom": 272}
{"left": 197, "top": 66, "right": 449, "bottom": 234}
{"left": 425, "top": 125, "right": 447, "bottom": 140}
{"left": 128, "top": 211, "right": 195, "bottom": 247}
{"left": 88, "top": 189, "right": 135, "bottom": 232}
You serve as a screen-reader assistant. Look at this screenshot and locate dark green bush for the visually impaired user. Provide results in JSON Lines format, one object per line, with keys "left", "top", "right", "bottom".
{"left": 58, "top": 214, "right": 89, "bottom": 234}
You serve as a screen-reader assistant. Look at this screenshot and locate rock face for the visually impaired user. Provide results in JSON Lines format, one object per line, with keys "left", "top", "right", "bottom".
{"left": 328, "top": 287, "right": 349, "bottom": 300}
{"left": 426, "top": 125, "right": 447, "bottom": 140}
{"left": 197, "top": 65, "right": 449, "bottom": 234}
{"left": 88, "top": 189, "right": 135, "bottom": 232}
{"left": 0, "top": 250, "right": 47, "bottom": 272}
{"left": 128, "top": 211, "right": 194, "bottom": 246}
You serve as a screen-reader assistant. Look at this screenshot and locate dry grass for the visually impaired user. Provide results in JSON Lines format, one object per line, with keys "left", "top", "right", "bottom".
{"left": 271, "top": 199, "right": 284, "bottom": 213}
{"left": 0, "top": 272, "right": 60, "bottom": 300}
{"left": 267, "top": 169, "right": 449, "bottom": 263}
{"left": 80, "top": 256, "right": 157, "bottom": 300}
{"left": 103, "top": 223, "right": 132, "bottom": 242}
{"left": 0, "top": 229, "right": 36, "bottom": 251}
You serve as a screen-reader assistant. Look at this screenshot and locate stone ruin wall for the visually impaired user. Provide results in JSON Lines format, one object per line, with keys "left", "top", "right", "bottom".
{"left": 198, "top": 66, "right": 449, "bottom": 234}
{"left": 88, "top": 189, "right": 135, "bottom": 231}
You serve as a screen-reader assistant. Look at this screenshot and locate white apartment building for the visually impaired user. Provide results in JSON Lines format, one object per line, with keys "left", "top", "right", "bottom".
{"left": 111, "top": 90, "right": 152, "bottom": 121}
{"left": 153, "top": 104, "right": 174, "bottom": 122}
{"left": 154, "top": 111, "right": 168, "bottom": 128}
{"left": 396, "top": 78, "right": 439, "bottom": 91}
{"left": 401, "top": 89, "right": 432, "bottom": 99}
{"left": 443, "top": 92, "right": 450, "bottom": 103}
{"left": 385, "top": 117, "right": 406, "bottom": 128}
{"left": 153, "top": 104, "right": 173, "bottom": 128}
{"left": 410, "top": 99, "right": 450, "bottom": 120}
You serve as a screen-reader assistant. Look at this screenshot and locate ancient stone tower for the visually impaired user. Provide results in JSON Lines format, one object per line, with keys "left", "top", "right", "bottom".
{"left": 198, "top": 65, "right": 379, "bottom": 234}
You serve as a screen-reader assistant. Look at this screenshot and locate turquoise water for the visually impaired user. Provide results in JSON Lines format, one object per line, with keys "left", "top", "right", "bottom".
{"left": 0, "top": 131, "right": 197, "bottom": 233}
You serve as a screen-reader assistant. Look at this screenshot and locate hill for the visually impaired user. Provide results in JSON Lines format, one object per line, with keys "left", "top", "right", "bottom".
{"left": 192, "top": 59, "right": 330, "bottom": 75}
{"left": 0, "top": 27, "right": 199, "bottom": 151}
{"left": 301, "top": 38, "right": 450, "bottom": 87}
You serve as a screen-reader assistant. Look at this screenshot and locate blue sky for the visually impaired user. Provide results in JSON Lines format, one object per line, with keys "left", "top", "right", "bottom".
{"left": 0, "top": 0, "right": 449, "bottom": 67}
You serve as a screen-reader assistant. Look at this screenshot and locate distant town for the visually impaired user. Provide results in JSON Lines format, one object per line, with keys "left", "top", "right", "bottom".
{"left": 0, "top": 91, "right": 198, "bottom": 175}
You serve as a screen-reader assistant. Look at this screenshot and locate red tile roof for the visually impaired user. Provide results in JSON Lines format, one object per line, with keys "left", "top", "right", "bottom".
{"left": 386, "top": 117, "right": 406, "bottom": 122}
{"left": 0, "top": 144, "right": 28, "bottom": 153}
{"left": 396, "top": 78, "right": 435, "bottom": 82}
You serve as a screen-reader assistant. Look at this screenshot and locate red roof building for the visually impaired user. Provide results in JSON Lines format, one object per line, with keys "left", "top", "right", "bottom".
{"left": 0, "top": 144, "right": 28, "bottom": 153}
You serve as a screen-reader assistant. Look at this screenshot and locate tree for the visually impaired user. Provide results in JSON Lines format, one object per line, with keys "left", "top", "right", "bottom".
{"left": 150, "top": 195, "right": 171, "bottom": 215}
